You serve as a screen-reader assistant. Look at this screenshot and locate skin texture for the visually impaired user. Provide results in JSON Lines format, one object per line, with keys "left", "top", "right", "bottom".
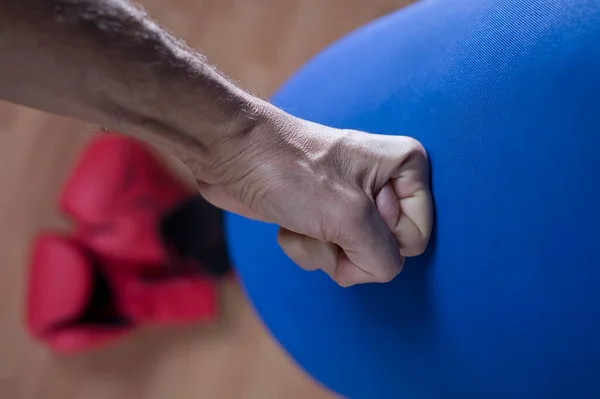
{"left": 0, "top": 0, "right": 433, "bottom": 287}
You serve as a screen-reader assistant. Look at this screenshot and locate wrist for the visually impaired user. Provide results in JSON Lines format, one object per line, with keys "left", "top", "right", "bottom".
{"left": 176, "top": 95, "right": 280, "bottom": 177}
{"left": 158, "top": 88, "right": 291, "bottom": 185}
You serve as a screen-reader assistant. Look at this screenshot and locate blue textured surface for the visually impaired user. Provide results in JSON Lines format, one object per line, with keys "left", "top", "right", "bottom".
{"left": 226, "top": 1, "right": 600, "bottom": 398}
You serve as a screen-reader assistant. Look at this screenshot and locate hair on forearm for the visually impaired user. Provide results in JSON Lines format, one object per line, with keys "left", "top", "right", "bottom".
{"left": 0, "top": 0, "right": 272, "bottom": 161}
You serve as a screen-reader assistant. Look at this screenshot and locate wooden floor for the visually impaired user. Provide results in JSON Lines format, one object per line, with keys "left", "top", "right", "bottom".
{"left": 0, "top": 1, "right": 414, "bottom": 398}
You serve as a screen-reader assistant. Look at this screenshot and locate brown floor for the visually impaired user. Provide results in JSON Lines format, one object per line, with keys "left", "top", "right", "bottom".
{"left": 0, "top": 1, "right": 414, "bottom": 398}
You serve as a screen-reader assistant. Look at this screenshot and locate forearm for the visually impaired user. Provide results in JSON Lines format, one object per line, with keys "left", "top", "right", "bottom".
{"left": 0, "top": 0, "right": 275, "bottom": 162}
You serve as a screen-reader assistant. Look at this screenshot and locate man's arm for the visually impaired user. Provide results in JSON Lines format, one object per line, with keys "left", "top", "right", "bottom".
{"left": 0, "top": 0, "right": 433, "bottom": 287}
{"left": 0, "top": 0, "right": 269, "bottom": 165}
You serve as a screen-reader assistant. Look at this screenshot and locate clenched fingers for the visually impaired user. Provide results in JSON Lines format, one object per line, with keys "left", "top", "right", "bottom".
{"left": 277, "top": 227, "right": 339, "bottom": 279}
{"left": 277, "top": 226, "right": 402, "bottom": 287}
{"left": 332, "top": 193, "right": 405, "bottom": 285}
{"left": 278, "top": 191, "right": 405, "bottom": 287}
{"left": 376, "top": 179, "right": 432, "bottom": 257}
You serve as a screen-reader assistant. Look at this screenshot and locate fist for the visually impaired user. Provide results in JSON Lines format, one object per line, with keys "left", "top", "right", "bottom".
{"left": 190, "top": 115, "right": 433, "bottom": 287}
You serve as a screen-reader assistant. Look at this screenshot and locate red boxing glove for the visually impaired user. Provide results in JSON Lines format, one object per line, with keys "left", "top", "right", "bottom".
{"left": 114, "top": 268, "right": 217, "bottom": 326}
{"left": 59, "top": 134, "right": 189, "bottom": 265}
{"left": 27, "top": 134, "right": 229, "bottom": 354}
{"left": 60, "top": 133, "right": 220, "bottom": 320}
{"left": 26, "top": 234, "right": 131, "bottom": 354}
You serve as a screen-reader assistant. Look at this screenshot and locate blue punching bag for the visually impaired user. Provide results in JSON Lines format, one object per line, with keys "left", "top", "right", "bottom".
{"left": 226, "top": 1, "right": 600, "bottom": 398}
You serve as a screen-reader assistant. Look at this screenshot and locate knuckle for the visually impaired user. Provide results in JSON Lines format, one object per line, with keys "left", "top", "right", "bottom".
{"left": 404, "top": 138, "right": 430, "bottom": 176}
{"left": 412, "top": 247, "right": 427, "bottom": 257}
{"left": 377, "top": 266, "right": 401, "bottom": 283}
{"left": 335, "top": 278, "right": 354, "bottom": 288}
{"left": 413, "top": 237, "right": 430, "bottom": 255}
{"left": 403, "top": 247, "right": 425, "bottom": 258}
{"left": 403, "top": 236, "right": 430, "bottom": 257}
{"left": 415, "top": 223, "right": 433, "bottom": 254}
{"left": 402, "top": 136, "right": 428, "bottom": 160}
